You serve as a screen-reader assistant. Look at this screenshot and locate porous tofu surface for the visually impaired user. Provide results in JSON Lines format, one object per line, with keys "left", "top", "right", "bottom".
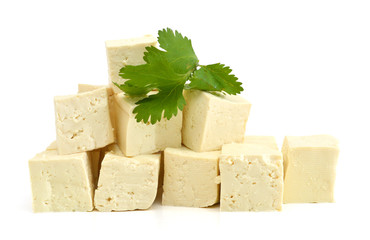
{"left": 54, "top": 87, "right": 114, "bottom": 154}
{"left": 182, "top": 90, "right": 251, "bottom": 152}
{"left": 282, "top": 135, "right": 339, "bottom": 203}
{"left": 94, "top": 145, "right": 160, "bottom": 211}
{"left": 220, "top": 143, "right": 283, "bottom": 211}
{"left": 28, "top": 149, "right": 94, "bottom": 212}
{"left": 162, "top": 146, "right": 220, "bottom": 207}
{"left": 77, "top": 84, "right": 116, "bottom": 141}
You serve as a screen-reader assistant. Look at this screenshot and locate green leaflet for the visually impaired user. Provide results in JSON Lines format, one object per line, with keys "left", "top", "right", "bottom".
{"left": 114, "top": 28, "right": 243, "bottom": 124}
{"left": 188, "top": 63, "right": 243, "bottom": 95}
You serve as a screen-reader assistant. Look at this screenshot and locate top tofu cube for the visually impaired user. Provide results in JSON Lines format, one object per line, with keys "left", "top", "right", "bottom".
{"left": 282, "top": 135, "right": 339, "bottom": 203}
{"left": 54, "top": 87, "right": 114, "bottom": 155}
{"left": 182, "top": 90, "right": 251, "bottom": 152}
{"left": 105, "top": 35, "right": 157, "bottom": 94}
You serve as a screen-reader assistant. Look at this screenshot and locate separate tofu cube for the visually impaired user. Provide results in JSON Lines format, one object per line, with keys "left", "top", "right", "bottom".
{"left": 243, "top": 136, "right": 279, "bottom": 150}
{"left": 94, "top": 144, "right": 160, "bottom": 211}
{"left": 282, "top": 135, "right": 339, "bottom": 203}
{"left": 114, "top": 92, "right": 182, "bottom": 156}
{"left": 162, "top": 146, "right": 220, "bottom": 207}
{"left": 78, "top": 84, "right": 116, "bottom": 140}
{"left": 54, "top": 87, "right": 114, "bottom": 155}
{"left": 182, "top": 90, "right": 251, "bottom": 152}
{"left": 219, "top": 143, "right": 283, "bottom": 211}
{"left": 105, "top": 35, "right": 157, "bottom": 93}
{"left": 45, "top": 140, "right": 101, "bottom": 187}
{"left": 28, "top": 148, "right": 94, "bottom": 212}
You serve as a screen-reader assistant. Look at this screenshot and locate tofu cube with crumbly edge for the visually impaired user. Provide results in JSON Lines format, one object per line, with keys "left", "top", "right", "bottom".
{"left": 219, "top": 143, "right": 283, "bottom": 211}
{"left": 114, "top": 92, "right": 182, "bottom": 157}
{"left": 282, "top": 135, "right": 339, "bottom": 203}
{"left": 78, "top": 84, "right": 116, "bottom": 141}
{"left": 182, "top": 90, "right": 251, "bottom": 152}
{"left": 28, "top": 147, "right": 94, "bottom": 212}
{"left": 94, "top": 144, "right": 160, "bottom": 211}
{"left": 243, "top": 136, "right": 280, "bottom": 150}
{"left": 54, "top": 87, "right": 114, "bottom": 155}
{"left": 162, "top": 146, "right": 220, "bottom": 207}
{"left": 105, "top": 35, "right": 158, "bottom": 94}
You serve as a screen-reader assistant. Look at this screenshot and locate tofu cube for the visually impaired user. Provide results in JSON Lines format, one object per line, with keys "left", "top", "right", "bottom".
{"left": 94, "top": 144, "right": 160, "bottom": 211}
{"left": 28, "top": 148, "right": 94, "bottom": 212}
{"left": 45, "top": 140, "right": 101, "bottom": 187}
{"left": 162, "top": 146, "right": 220, "bottom": 207}
{"left": 219, "top": 143, "right": 283, "bottom": 211}
{"left": 114, "top": 92, "right": 182, "bottom": 156}
{"left": 54, "top": 87, "right": 114, "bottom": 155}
{"left": 243, "top": 136, "right": 280, "bottom": 150}
{"left": 282, "top": 135, "right": 339, "bottom": 203}
{"left": 182, "top": 90, "right": 251, "bottom": 152}
{"left": 105, "top": 35, "right": 157, "bottom": 93}
{"left": 77, "top": 84, "right": 116, "bottom": 140}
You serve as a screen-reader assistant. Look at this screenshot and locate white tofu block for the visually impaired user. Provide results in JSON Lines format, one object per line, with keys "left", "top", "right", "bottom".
{"left": 282, "top": 135, "right": 339, "bottom": 203}
{"left": 219, "top": 143, "right": 283, "bottom": 211}
{"left": 77, "top": 84, "right": 116, "bottom": 140}
{"left": 105, "top": 35, "right": 157, "bottom": 93}
{"left": 243, "top": 136, "right": 279, "bottom": 150}
{"left": 182, "top": 90, "right": 251, "bottom": 152}
{"left": 162, "top": 146, "right": 220, "bottom": 207}
{"left": 114, "top": 92, "right": 182, "bottom": 156}
{"left": 54, "top": 87, "right": 114, "bottom": 155}
{"left": 28, "top": 148, "right": 94, "bottom": 212}
{"left": 46, "top": 140, "right": 101, "bottom": 188}
{"left": 94, "top": 144, "right": 160, "bottom": 211}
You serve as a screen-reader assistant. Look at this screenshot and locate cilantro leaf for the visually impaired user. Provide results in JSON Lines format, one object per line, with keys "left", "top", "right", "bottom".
{"left": 188, "top": 64, "right": 243, "bottom": 95}
{"left": 133, "top": 83, "right": 186, "bottom": 124}
{"left": 113, "top": 81, "right": 151, "bottom": 96}
{"left": 118, "top": 47, "right": 170, "bottom": 93}
{"left": 116, "top": 29, "right": 197, "bottom": 124}
{"left": 115, "top": 28, "right": 244, "bottom": 124}
{"left": 158, "top": 28, "right": 199, "bottom": 74}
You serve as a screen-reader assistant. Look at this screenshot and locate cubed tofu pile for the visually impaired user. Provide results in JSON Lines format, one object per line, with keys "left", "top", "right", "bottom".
{"left": 28, "top": 35, "right": 339, "bottom": 212}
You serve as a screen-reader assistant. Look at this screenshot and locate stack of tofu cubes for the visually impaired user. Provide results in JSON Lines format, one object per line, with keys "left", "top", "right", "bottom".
{"left": 28, "top": 35, "right": 339, "bottom": 212}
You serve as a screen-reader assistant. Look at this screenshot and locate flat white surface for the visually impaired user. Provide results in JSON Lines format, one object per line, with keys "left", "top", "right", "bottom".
{"left": 1, "top": 0, "right": 369, "bottom": 239}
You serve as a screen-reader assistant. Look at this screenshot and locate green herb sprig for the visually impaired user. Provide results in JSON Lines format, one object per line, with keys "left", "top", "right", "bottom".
{"left": 114, "top": 28, "right": 243, "bottom": 124}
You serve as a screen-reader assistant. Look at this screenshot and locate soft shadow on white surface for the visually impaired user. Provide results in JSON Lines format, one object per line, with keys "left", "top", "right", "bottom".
{"left": 6, "top": 200, "right": 368, "bottom": 240}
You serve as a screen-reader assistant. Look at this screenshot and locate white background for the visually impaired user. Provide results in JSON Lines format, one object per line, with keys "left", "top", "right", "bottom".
{"left": 1, "top": 0, "right": 369, "bottom": 239}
